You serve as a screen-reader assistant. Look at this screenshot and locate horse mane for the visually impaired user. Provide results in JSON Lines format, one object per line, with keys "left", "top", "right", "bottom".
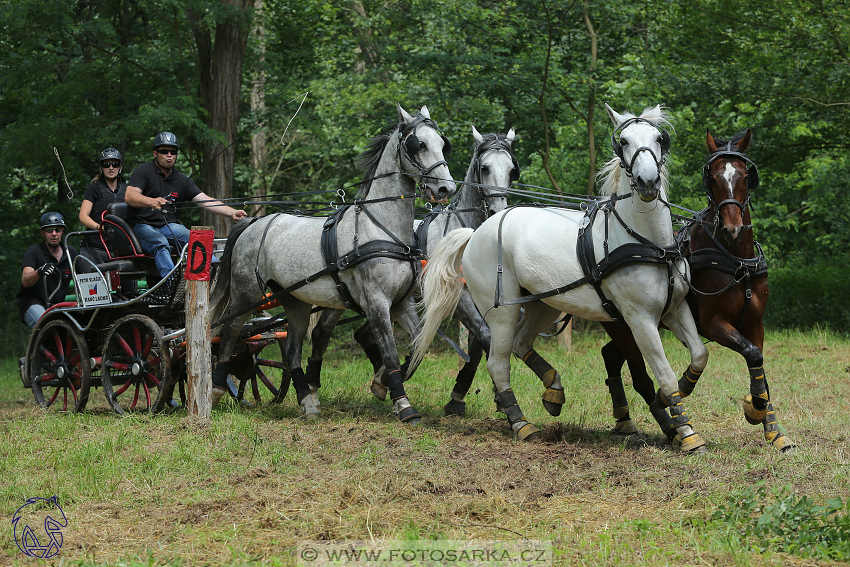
{"left": 355, "top": 113, "right": 424, "bottom": 199}
{"left": 597, "top": 106, "right": 672, "bottom": 196}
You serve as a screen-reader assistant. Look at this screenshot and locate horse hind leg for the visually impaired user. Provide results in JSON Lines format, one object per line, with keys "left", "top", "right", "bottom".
{"left": 444, "top": 331, "right": 484, "bottom": 416}
{"left": 280, "top": 300, "right": 319, "bottom": 419}
{"left": 514, "top": 303, "right": 565, "bottom": 417}
{"left": 304, "top": 308, "right": 345, "bottom": 411}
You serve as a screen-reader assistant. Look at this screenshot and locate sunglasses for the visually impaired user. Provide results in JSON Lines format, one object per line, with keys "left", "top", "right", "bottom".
{"left": 102, "top": 162, "right": 121, "bottom": 168}
{"left": 156, "top": 148, "right": 179, "bottom": 156}
{"left": 43, "top": 228, "right": 63, "bottom": 234}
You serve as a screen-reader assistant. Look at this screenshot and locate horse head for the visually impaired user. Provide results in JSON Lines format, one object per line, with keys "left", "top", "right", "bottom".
{"left": 397, "top": 104, "right": 456, "bottom": 204}
{"left": 704, "top": 129, "right": 757, "bottom": 246}
{"left": 605, "top": 103, "right": 671, "bottom": 202}
{"left": 471, "top": 125, "right": 516, "bottom": 216}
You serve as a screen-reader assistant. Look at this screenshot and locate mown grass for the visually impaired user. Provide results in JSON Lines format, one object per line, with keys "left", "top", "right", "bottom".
{"left": 1, "top": 326, "right": 849, "bottom": 566}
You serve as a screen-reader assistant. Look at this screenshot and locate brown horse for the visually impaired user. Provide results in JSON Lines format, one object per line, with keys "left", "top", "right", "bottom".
{"left": 599, "top": 128, "right": 794, "bottom": 452}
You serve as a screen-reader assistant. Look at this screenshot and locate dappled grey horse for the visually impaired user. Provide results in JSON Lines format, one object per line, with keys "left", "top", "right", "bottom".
{"left": 209, "top": 104, "right": 455, "bottom": 423}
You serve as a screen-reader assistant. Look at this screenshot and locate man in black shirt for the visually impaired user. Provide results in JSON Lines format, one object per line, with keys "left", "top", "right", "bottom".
{"left": 124, "top": 131, "right": 246, "bottom": 277}
{"left": 16, "top": 212, "right": 78, "bottom": 327}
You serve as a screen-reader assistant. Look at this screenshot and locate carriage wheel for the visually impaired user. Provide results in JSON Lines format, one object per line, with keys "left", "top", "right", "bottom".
{"left": 101, "top": 314, "right": 170, "bottom": 416}
{"left": 30, "top": 319, "right": 92, "bottom": 412}
{"left": 231, "top": 335, "right": 289, "bottom": 404}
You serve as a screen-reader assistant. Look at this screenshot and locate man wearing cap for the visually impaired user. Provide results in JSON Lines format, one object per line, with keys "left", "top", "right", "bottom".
{"left": 124, "top": 131, "right": 246, "bottom": 278}
{"left": 16, "top": 212, "right": 79, "bottom": 327}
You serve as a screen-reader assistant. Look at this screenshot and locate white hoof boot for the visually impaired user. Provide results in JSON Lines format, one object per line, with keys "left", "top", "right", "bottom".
{"left": 211, "top": 387, "right": 227, "bottom": 408}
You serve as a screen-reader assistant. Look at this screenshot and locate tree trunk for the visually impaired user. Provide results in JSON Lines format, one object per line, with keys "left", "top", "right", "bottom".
{"left": 191, "top": 0, "right": 255, "bottom": 238}
{"left": 251, "top": 0, "right": 267, "bottom": 216}
{"left": 582, "top": 0, "right": 598, "bottom": 196}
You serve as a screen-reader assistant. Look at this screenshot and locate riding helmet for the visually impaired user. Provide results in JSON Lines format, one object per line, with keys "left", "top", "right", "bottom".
{"left": 98, "top": 147, "right": 122, "bottom": 164}
{"left": 153, "top": 132, "right": 179, "bottom": 149}
{"left": 40, "top": 212, "right": 66, "bottom": 230}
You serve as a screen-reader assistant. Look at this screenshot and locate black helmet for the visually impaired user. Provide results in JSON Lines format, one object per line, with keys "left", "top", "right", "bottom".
{"left": 40, "top": 212, "right": 65, "bottom": 230}
{"left": 153, "top": 131, "right": 179, "bottom": 149}
{"left": 98, "top": 147, "right": 122, "bottom": 164}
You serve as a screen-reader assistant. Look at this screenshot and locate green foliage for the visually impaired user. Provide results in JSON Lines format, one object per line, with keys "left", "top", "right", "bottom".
{"left": 712, "top": 481, "right": 850, "bottom": 561}
{"left": 765, "top": 254, "right": 850, "bottom": 333}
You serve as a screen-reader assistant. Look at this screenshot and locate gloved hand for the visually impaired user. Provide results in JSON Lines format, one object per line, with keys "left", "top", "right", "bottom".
{"left": 37, "top": 263, "right": 56, "bottom": 277}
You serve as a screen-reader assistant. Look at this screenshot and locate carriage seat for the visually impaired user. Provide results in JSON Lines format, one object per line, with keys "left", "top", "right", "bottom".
{"left": 102, "top": 203, "right": 146, "bottom": 259}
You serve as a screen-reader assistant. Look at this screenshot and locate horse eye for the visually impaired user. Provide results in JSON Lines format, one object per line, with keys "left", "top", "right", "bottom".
{"left": 481, "top": 165, "right": 490, "bottom": 174}
{"left": 656, "top": 135, "right": 664, "bottom": 145}
{"left": 619, "top": 138, "right": 628, "bottom": 146}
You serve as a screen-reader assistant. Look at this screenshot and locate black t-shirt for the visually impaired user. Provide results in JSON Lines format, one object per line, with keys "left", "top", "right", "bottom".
{"left": 126, "top": 160, "right": 202, "bottom": 227}
{"left": 82, "top": 178, "right": 127, "bottom": 247}
{"left": 16, "top": 241, "right": 78, "bottom": 322}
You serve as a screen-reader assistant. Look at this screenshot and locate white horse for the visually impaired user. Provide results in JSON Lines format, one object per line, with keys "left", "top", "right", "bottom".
{"left": 210, "top": 104, "right": 455, "bottom": 424}
{"left": 413, "top": 104, "right": 710, "bottom": 451}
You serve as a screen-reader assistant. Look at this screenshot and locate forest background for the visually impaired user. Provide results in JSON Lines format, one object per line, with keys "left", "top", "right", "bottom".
{"left": 0, "top": 0, "right": 847, "bottom": 357}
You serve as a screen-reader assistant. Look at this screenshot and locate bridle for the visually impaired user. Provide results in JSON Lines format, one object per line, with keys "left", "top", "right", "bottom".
{"left": 398, "top": 116, "right": 452, "bottom": 191}
{"left": 611, "top": 117, "right": 672, "bottom": 191}
{"left": 472, "top": 134, "right": 517, "bottom": 216}
{"left": 702, "top": 140, "right": 759, "bottom": 232}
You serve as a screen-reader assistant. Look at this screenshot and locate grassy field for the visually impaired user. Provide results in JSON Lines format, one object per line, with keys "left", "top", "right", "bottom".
{"left": 1, "top": 326, "right": 849, "bottom": 566}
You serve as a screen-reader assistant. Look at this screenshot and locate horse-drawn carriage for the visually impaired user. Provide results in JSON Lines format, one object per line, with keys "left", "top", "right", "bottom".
{"left": 20, "top": 202, "right": 287, "bottom": 414}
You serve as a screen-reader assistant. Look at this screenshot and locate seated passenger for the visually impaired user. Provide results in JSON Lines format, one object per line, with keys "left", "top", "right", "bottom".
{"left": 16, "top": 212, "right": 78, "bottom": 327}
{"left": 124, "top": 131, "right": 246, "bottom": 278}
{"left": 78, "top": 147, "right": 136, "bottom": 295}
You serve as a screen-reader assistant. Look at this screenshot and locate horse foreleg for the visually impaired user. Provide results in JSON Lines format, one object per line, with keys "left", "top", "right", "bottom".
{"left": 514, "top": 302, "right": 565, "bottom": 417}
{"left": 702, "top": 317, "right": 794, "bottom": 452}
{"left": 366, "top": 299, "right": 421, "bottom": 425}
{"left": 627, "top": 312, "right": 706, "bottom": 453}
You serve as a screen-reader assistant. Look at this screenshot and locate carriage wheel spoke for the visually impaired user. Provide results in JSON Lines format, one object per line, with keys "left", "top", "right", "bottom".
{"left": 52, "top": 330, "right": 64, "bottom": 359}
{"left": 65, "top": 334, "right": 73, "bottom": 361}
{"left": 133, "top": 325, "right": 142, "bottom": 353}
{"left": 115, "top": 333, "right": 134, "bottom": 358}
{"left": 256, "top": 367, "right": 279, "bottom": 396}
{"left": 62, "top": 388, "right": 68, "bottom": 411}
{"left": 68, "top": 379, "right": 78, "bottom": 403}
{"left": 114, "top": 377, "right": 133, "bottom": 397}
{"left": 48, "top": 386, "right": 60, "bottom": 406}
{"left": 144, "top": 372, "right": 161, "bottom": 388}
{"left": 108, "top": 362, "right": 131, "bottom": 371}
{"left": 258, "top": 358, "right": 285, "bottom": 370}
{"left": 142, "top": 379, "right": 151, "bottom": 407}
{"left": 130, "top": 383, "right": 140, "bottom": 410}
{"left": 39, "top": 345, "right": 58, "bottom": 364}
{"left": 251, "top": 371, "right": 261, "bottom": 401}
{"left": 142, "top": 334, "right": 154, "bottom": 358}
{"left": 68, "top": 353, "right": 80, "bottom": 367}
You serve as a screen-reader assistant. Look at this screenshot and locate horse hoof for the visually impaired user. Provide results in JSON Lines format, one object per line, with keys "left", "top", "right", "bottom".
{"left": 766, "top": 430, "right": 795, "bottom": 453}
{"left": 612, "top": 419, "right": 638, "bottom": 435}
{"left": 743, "top": 394, "right": 768, "bottom": 424}
{"left": 516, "top": 422, "right": 540, "bottom": 442}
{"left": 677, "top": 432, "right": 707, "bottom": 453}
{"left": 398, "top": 406, "right": 422, "bottom": 424}
{"left": 211, "top": 387, "right": 227, "bottom": 408}
{"left": 370, "top": 380, "right": 388, "bottom": 401}
{"left": 304, "top": 411, "right": 320, "bottom": 421}
{"left": 542, "top": 387, "right": 565, "bottom": 417}
{"left": 444, "top": 400, "right": 466, "bottom": 416}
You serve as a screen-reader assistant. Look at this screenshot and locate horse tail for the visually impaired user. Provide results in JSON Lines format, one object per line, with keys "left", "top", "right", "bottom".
{"left": 411, "top": 228, "right": 474, "bottom": 368}
{"left": 210, "top": 217, "right": 255, "bottom": 329}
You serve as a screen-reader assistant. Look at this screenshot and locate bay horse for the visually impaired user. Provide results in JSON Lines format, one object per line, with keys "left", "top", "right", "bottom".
{"left": 599, "top": 129, "right": 794, "bottom": 452}
{"left": 209, "top": 104, "right": 455, "bottom": 423}
{"left": 412, "top": 104, "right": 710, "bottom": 452}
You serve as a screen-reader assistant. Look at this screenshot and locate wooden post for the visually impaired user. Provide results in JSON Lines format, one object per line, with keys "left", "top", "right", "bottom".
{"left": 185, "top": 226, "right": 214, "bottom": 418}
{"left": 557, "top": 314, "right": 573, "bottom": 352}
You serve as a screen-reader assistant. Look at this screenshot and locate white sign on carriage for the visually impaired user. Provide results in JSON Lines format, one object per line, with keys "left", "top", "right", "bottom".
{"left": 76, "top": 273, "right": 112, "bottom": 306}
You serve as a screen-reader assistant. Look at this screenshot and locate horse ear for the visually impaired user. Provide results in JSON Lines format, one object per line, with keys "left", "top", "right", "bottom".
{"left": 420, "top": 105, "right": 431, "bottom": 119}
{"left": 397, "top": 103, "right": 414, "bottom": 124}
{"left": 472, "top": 125, "right": 484, "bottom": 144}
{"left": 506, "top": 128, "right": 516, "bottom": 145}
{"left": 706, "top": 129, "right": 718, "bottom": 154}
{"left": 605, "top": 103, "right": 627, "bottom": 127}
{"left": 737, "top": 128, "right": 753, "bottom": 152}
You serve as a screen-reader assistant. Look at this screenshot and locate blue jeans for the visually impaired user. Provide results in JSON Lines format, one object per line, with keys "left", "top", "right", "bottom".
{"left": 133, "top": 223, "right": 190, "bottom": 278}
{"left": 24, "top": 303, "right": 46, "bottom": 328}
